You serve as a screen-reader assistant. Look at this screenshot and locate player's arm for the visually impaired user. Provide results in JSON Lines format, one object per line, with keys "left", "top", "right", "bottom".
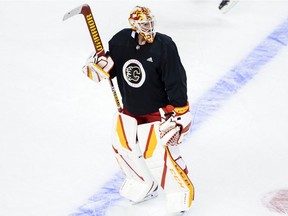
{"left": 161, "top": 39, "right": 188, "bottom": 107}
{"left": 159, "top": 40, "right": 191, "bottom": 145}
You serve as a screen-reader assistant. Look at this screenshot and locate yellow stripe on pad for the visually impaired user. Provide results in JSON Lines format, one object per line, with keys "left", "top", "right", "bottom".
{"left": 144, "top": 125, "right": 158, "bottom": 159}
{"left": 166, "top": 147, "right": 194, "bottom": 207}
{"left": 116, "top": 115, "right": 131, "bottom": 151}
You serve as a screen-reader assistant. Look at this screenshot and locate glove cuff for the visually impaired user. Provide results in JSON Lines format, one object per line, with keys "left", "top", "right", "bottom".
{"left": 174, "top": 103, "right": 189, "bottom": 115}
{"left": 163, "top": 102, "right": 190, "bottom": 117}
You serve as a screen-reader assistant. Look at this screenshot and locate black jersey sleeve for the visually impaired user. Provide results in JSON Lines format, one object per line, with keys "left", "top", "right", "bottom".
{"left": 160, "top": 38, "right": 188, "bottom": 107}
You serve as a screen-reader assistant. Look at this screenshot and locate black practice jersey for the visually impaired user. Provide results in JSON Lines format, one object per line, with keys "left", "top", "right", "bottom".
{"left": 108, "top": 28, "right": 187, "bottom": 116}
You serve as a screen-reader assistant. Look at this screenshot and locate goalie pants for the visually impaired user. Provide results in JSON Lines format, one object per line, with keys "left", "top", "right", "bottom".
{"left": 112, "top": 112, "right": 194, "bottom": 213}
{"left": 122, "top": 108, "right": 161, "bottom": 124}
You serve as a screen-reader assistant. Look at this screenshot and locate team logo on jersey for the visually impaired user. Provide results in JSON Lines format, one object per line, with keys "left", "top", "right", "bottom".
{"left": 123, "top": 59, "right": 146, "bottom": 88}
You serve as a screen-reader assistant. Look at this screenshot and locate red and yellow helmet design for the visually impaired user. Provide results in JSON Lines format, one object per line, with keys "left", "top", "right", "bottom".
{"left": 128, "top": 6, "right": 155, "bottom": 43}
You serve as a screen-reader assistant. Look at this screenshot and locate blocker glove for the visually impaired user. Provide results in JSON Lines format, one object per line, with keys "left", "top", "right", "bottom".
{"left": 159, "top": 103, "right": 192, "bottom": 146}
{"left": 82, "top": 51, "right": 114, "bottom": 82}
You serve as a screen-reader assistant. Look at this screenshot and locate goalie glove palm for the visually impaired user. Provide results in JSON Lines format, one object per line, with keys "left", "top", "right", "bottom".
{"left": 82, "top": 51, "right": 114, "bottom": 82}
{"left": 159, "top": 103, "right": 191, "bottom": 145}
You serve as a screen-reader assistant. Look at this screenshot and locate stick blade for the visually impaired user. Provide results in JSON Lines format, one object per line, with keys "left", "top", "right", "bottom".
{"left": 63, "top": 4, "right": 89, "bottom": 21}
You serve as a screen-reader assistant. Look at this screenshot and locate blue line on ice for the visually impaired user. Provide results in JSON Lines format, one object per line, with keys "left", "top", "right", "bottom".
{"left": 69, "top": 18, "right": 288, "bottom": 216}
{"left": 70, "top": 172, "right": 124, "bottom": 216}
{"left": 190, "top": 18, "right": 288, "bottom": 131}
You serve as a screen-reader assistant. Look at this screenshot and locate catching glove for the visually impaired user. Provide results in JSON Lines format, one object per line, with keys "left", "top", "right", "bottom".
{"left": 82, "top": 51, "right": 114, "bottom": 82}
{"left": 159, "top": 103, "right": 191, "bottom": 146}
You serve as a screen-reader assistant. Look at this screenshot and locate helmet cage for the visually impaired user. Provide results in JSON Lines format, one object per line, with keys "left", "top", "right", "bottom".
{"left": 132, "top": 19, "right": 155, "bottom": 43}
{"left": 128, "top": 6, "right": 155, "bottom": 43}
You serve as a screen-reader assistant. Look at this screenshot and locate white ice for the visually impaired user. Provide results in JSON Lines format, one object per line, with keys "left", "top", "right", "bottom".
{"left": 1, "top": 0, "right": 288, "bottom": 216}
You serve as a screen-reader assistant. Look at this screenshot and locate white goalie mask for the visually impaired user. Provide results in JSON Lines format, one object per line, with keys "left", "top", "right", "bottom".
{"left": 128, "top": 6, "right": 155, "bottom": 43}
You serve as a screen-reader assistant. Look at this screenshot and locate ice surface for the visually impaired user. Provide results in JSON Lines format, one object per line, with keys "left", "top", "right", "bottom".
{"left": 0, "top": 1, "right": 288, "bottom": 216}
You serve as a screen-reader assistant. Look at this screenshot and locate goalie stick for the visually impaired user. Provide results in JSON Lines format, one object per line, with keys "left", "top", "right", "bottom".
{"left": 63, "top": 4, "right": 122, "bottom": 112}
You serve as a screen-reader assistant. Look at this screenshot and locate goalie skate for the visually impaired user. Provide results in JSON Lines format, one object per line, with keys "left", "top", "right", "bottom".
{"left": 132, "top": 186, "right": 159, "bottom": 204}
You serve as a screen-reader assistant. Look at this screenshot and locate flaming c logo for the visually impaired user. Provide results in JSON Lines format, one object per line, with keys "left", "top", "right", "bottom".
{"left": 123, "top": 59, "right": 146, "bottom": 88}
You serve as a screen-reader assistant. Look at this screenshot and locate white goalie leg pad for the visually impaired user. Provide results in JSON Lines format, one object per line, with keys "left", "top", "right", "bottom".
{"left": 163, "top": 145, "right": 194, "bottom": 213}
{"left": 137, "top": 122, "right": 194, "bottom": 213}
{"left": 112, "top": 113, "right": 157, "bottom": 202}
{"left": 137, "top": 122, "right": 164, "bottom": 182}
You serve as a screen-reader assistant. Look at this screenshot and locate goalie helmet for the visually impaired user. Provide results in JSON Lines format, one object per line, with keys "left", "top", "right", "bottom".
{"left": 128, "top": 6, "right": 155, "bottom": 43}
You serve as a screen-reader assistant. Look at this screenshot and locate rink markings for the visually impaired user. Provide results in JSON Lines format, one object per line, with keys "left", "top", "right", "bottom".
{"left": 69, "top": 18, "right": 288, "bottom": 216}
{"left": 69, "top": 172, "right": 124, "bottom": 216}
{"left": 190, "top": 18, "right": 288, "bottom": 131}
{"left": 262, "top": 189, "right": 288, "bottom": 214}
